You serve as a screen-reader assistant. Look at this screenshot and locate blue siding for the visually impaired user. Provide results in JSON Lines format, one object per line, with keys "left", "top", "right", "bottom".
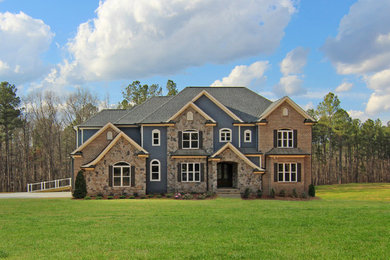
{"left": 194, "top": 95, "right": 238, "bottom": 151}
{"left": 119, "top": 127, "right": 141, "bottom": 145}
{"left": 240, "top": 126, "right": 257, "bottom": 148}
{"left": 248, "top": 156, "right": 260, "bottom": 167}
{"left": 82, "top": 129, "right": 98, "bottom": 143}
{"left": 143, "top": 126, "right": 167, "bottom": 194}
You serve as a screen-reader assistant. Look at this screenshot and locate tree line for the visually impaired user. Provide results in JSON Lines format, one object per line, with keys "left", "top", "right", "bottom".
{"left": 0, "top": 80, "right": 388, "bottom": 192}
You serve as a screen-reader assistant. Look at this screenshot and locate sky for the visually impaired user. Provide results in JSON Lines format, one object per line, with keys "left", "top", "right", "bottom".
{"left": 1, "top": 0, "right": 390, "bottom": 123}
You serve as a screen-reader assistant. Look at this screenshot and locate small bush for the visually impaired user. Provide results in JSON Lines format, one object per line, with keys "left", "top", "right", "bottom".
{"left": 129, "top": 196, "right": 135, "bottom": 199}
{"left": 160, "top": 193, "right": 165, "bottom": 197}
{"left": 309, "top": 184, "right": 316, "bottom": 197}
{"left": 84, "top": 196, "right": 91, "bottom": 200}
{"left": 166, "top": 193, "right": 173, "bottom": 198}
{"left": 279, "top": 189, "right": 286, "bottom": 197}
{"left": 174, "top": 193, "right": 182, "bottom": 199}
{"left": 242, "top": 188, "right": 251, "bottom": 199}
{"left": 257, "top": 189, "right": 263, "bottom": 198}
{"left": 157, "top": 195, "right": 162, "bottom": 198}
{"left": 73, "top": 170, "right": 87, "bottom": 199}
{"left": 292, "top": 188, "right": 298, "bottom": 198}
{"left": 148, "top": 194, "right": 155, "bottom": 198}
{"left": 107, "top": 196, "right": 114, "bottom": 200}
{"left": 182, "top": 193, "right": 193, "bottom": 200}
{"left": 301, "top": 192, "right": 307, "bottom": 199}
{"left": 96, "top": 196, "right": 103, "bottom": 200}
{"left": 270, "top": 188, "right": 275, "bottom": 198}
{"left": 133, "top": 192, "right": 139, "bottom": 197}
{"left": 119, "top": 195, "right": 126, "bottom": 199}
{"left": 197, "top": 194, "right": 206, "bottom": 200}
{"left": 97, "top": 193, "right": 103, "bottom": 197}
{"left": 206, "top": 191, "right": 215, "bottom": 198}
{"left": 140, "top": 195, "right": 146, "bottom": 199}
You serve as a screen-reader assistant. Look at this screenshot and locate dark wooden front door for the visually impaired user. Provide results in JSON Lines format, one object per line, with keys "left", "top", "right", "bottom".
{"left": 217, "top": 162, "right": 234, "bottom": 187}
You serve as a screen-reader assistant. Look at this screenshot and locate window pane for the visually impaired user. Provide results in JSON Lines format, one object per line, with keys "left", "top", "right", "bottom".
{"left": 183, "top": 133, "right": 190, "bottom": 140}
{"left": 123, "top": 177, "right": 130, "bottom": 186}
{"left": 191, "top": 133, "right": 198, "bottom": 140}
{"left": 195, "top": 163, "right": 200, "bottom": 171}
{"left": 278, "top": 164, "right": 283, "bottom": 171}
{"left": 288, "top": 140, "right": 293, "bottom": 147}
{"left": 278, "top": 172, "right": 283, "bottom": 181}
{"left": 278, "top": 140, "right": 282, "bottom": 147}
{"left": 285, "top": 164, "right": 290, "bottom": 172}
{"left": 152, "top": 165, "right": 159, "bottom": 172}
{"left": 152, "top": 173, "right": 159, "bottom": 180}
{"left": 188, "top": 163, "right": 194, "bottom": 172}
{"left": 291, "top": 172, "right": 296, "bottom": 182}
{"left": 283, "top": 139, "right": 287, "bottom": 147}
{"left": 114, "top": 167, "right": 121, "bottom": 176}
{"left": 182, "top": 172, "right": 187, "bottom": 181}
{"left": 291, "top": 164, "right": 296, "bottom": 172}
{"left": 183, "top": 141, "right": 190, "bottom": 148}
{"left": 114, "top": 177, "right": 121, "bottom": 186}
{"left": 285, "top": 172, "right": 290, "bottom": 182}
{"left": 153, "top": 133, "right": 158, "bottom": 138}
{"left": 191, "top": 141, "right": 198, "bottom": 148}
{"left": 288, "top": 131, "right": 292, "bottom": 139}
{"left": 188, "top": 173, "right": 193, "bottom": 181}
{"left": 123, "top": 167, "right": 130, "bottom": 176}
{"left": 195, "top": 172, "right": 200, "bottom": 181}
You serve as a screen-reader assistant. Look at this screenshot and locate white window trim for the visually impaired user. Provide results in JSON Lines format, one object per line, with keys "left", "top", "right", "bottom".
{"left": 277, "top": 163, "right": 297, "bottom": 182}
{"left": 277, "top": 129, "right": 294, "bottom": 148}
{"left": 150, "top": 159, "right": 161, "bottom": 181}
{"left": 181, "top": 162, "right": 201, "bottom": 182}
{"left": 187, "top": 111, "right": 193, "bottom": 121}
{"left": 182, "top": 130, "right": 199, "bottom": 149}
{"left": 152, "top": 129, "right": 160, "bottom": 146}
{"left": 107, "top": 131, "right": 113, "bottom": 141}
{"left": 113, "top": 162, "right": 131, "bottom": 187}
{"left": 219, "top": 128, "right": 232, "bottom": 142}
{"left": 244, "top": 130, "right": 252, "bottom": 143}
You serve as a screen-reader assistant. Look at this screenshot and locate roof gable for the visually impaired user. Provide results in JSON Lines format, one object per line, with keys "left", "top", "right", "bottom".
{"left": 167, "top": 101, "right": 216, "bottom": 122}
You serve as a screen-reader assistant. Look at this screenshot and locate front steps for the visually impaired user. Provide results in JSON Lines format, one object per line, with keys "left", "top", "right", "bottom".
{"left": 217, "top": 188, "right": 241, "bottom": 198}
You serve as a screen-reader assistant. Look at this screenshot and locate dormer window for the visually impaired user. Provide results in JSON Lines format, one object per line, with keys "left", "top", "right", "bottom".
{"left": 187, "top": 111, "right": 193, "bottom": 121}
{"left": 152, "top": 129, "right": 160, "bottom": 146}
{"left": 182, "top": 130, "right": 199, "bottom": 149}
{"left": 107, "top": 131, "right": 113, "bottom": 140}
{"left": 244, "top": 130, "right": 252, "bottom": 142}
{"left": 219, "top": 128, "right": 232, "bottom": 142}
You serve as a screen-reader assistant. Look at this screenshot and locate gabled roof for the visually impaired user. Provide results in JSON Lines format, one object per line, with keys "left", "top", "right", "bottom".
{"left": 265, "top": 147, "right": 310, "bottom": 155}
{"left": 211, "top": 143, "right": 264, "bottom": 172}
{"left": 258, "top": 96, "right": 315, "bottom": 122}
{"left": 79, "top": 109, "right": 130, "bottom": 127}
{"left": 71, "top": 122, "right": 121, "bottom": 155}
{"left": 81, "top": 132, "right": 149, "bottom": 168}
{"left": 167, "top": 101, "right": 216, "bottom": 122}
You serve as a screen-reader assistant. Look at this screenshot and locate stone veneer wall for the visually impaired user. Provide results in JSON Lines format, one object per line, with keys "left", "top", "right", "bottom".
{"left": 83, "top": 137, "right": 147, "bottom": 196}
{"left": 166, "top": 107, "right": 213, "bottom": 192}
{"left": 168, "top": 158, "right": 208, "bottom": 193}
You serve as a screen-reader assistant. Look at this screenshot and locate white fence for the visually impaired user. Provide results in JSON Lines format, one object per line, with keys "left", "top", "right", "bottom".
{"left": 27, "top": 178, "right": 72, "bottom": 192}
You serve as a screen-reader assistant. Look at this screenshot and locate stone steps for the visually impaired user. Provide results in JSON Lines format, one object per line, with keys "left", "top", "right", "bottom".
{"left": 217, "top": 188, "right": 241, "bottom": 198}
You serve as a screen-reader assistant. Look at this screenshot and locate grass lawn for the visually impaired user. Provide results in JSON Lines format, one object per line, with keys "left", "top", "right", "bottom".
{"left": 0, "top": 184, "right": 389, "bottom": 259}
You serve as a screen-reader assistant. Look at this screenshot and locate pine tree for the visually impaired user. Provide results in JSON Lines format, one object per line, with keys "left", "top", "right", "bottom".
{"left": 73, "top": 170, "right": 87, "bottom": 199}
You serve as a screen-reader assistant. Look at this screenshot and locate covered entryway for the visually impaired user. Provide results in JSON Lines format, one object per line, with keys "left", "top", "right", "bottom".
{"left": 217, "top": 162, "right": 237, "bottom": 188}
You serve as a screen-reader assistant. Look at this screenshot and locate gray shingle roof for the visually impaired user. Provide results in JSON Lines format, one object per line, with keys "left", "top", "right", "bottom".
{"left": 79, "top": 109, "right": 130, "bottom": 127}
{"left": 238, "top": 147, "right": 263, "bottom": 155}
{"left": 170, "top": 149, "right": 210, "bottom": 156}
{"left": 265, "top": 148, "right": 310, "bottom": 155}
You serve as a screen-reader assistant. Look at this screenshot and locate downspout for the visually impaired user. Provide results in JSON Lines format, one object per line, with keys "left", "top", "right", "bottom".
{"left": 206, "top": 156, "right": 209, "bottom": 192}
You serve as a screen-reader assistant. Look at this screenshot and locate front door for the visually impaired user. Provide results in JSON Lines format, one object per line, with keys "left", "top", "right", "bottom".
{"left": 217, "top": 162, "right": 234, "bottom": 187}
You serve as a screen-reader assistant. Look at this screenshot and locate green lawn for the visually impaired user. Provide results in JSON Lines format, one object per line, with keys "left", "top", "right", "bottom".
{"left": 0, "top": 184, "right": 389, "bottom": 259}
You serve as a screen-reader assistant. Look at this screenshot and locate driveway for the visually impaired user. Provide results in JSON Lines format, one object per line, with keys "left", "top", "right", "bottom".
{"left": 0, "top": 192, "right": 72, "bottom": 199}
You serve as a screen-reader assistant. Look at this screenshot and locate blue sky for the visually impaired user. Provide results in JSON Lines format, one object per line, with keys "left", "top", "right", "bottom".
{"left": 1, "top": 0, "right": 389, "bottom": 123}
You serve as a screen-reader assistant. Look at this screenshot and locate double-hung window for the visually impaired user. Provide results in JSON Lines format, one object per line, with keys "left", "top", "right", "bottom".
{"left": 152, "top": 129, "right": 160, "bottom": 146}
{"left": 181, "top": 163, "right": 200, "bottom": 182}
{"left": 113, "top": 162, "right": 131, "bottom": 187}
{"left": 182, "top": 130, "right": 199, "bottom": 149}
{"left": 219, "top": 128, "right": 232, "bottom": 142}
{"left": 278, "top": 163, "right": 297, "bottom": 182}
{"left": 244, "top": 130, "right": 252, "bottom": 142}
{"left": 150, "top": 160, "right": 160, "bottom": 181}
{"left": 277, "top": 129, "right": 293, "bottom": 148}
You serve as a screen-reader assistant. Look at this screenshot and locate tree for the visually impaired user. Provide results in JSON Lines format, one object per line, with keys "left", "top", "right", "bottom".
{"left": 73, "top": 170, "right": 87, "bottom": 199}
{"left": 166, "top": 80, "right": 178, "bottom": 96}
{"left": 0, "top": 82, "right": 22, "bottom": 191}
{"left": 120, "top": 81, "right": 162, "bottom": 108}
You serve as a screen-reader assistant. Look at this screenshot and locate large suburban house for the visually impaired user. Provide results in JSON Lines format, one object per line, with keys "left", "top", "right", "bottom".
{"left": 71, "top": 87, "right": 315, "bottom": 196}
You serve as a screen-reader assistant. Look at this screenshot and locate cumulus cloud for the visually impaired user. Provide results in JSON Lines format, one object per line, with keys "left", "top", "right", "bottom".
{"left": 335, "top": 82, "right": 353, "bottom": 92}
{"left": 46, "top": 0, "right": 296, "bottom": 86}
{"left": 322, "top": 0, "right": 390, "bottom": 115}
{"left": 274, "top": 47, "right": 309, "bottom": 96}
{"left": 211, "top": 61, "right": 269, "bottom": 87}
{"left": 0, "top": 12, "right": 54, "bottom": 83}
{"left": 347, "top": 110, "right": 369, "bottom": 122}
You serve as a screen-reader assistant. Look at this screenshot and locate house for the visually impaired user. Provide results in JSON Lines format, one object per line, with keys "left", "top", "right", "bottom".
{"left": 70, "top": 87, "right": 315, "bottom": 196}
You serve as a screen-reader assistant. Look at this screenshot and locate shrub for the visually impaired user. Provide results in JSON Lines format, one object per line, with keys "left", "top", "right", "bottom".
{"left": 279, "top": 189, "right": 286, "bottom": 197}
{"left": 129, "top": 196, "right": 135, "bottom": 199}
{"left": 73, "top": 170, "right": 87, "bottom": 199}
{"left": 270, "top": 188, "right": 275, "bottom": 198}
{"left": 301, "top": 192, "right": 307, "bottom": 199}
{"left": 206, "top": 191, "right": 214, "bottom": 198}
{"left": 140, "top": 195, "right": 146, "bottom": 199}
{"left": 174, "top": 193, "right": 182, "bottom": 199}
{"left": 160, "top": 193, "right": 165, "bottom": 197}
{"left": 309, "top": 184, "right": 316, "bottom": 197}
{"left": 148, "top": 194, "right": 155, "bottom": 198}
{"left": 182, "top": 193, "right": 193, "bottom": 200}
{"left": 133, "top": 192, "right": 139, "bottom": 197}
{"left": 197, "top": 194, "right": 206, "bottom": 200}
{"left": 166, "top": 193, "right": 173, "bottom": 198}
{"left": 96, "top": 196, "right": 103, "bottom": 200}
{"left": 107, "top": 196, "right": 114, "bottom": 200}
{"left": 242, "top": 188, "right": 251, "bottom": 199}
{"left": 119, "top": 195, "right": 126, "bottom": 199}
{"left": 84, "top": 196, "right": 91, "bottom": 200}
{"left": 292, "top": 188, "right": 298, "bottom": 198}
{"left": 97, "top": 193, "right": 103, "bottom": 197}
{"left": 157, "top": 195, "right": 162, "bottom": 198}
{"left": 257, "top": 189, "right": 263, "bottom": 198}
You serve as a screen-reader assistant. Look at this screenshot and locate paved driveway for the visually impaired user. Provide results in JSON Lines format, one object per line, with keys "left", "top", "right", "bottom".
{"left": 0, "top": 192, "right": 72, "bottom": 199}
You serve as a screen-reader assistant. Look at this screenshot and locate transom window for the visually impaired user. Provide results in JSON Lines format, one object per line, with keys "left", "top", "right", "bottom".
{"left": 277, "top": 129, "right": 293, "bottom": 148}
{"left": 152, "top": 129, "right": 160, "bottom": 146}
{"left": 113, "top": 162, "right": 131, "bottom": 187}
{"left": 219, "top": 128, "right": 232, "bottom": 142}
{"left": 181, "top": 163, "right": 200, "bottom": 182}
{"left": 244, "top": 130, "right": 252, "bottom": 142}
{"left": 182, "top": 130, "right": 199, "bottom": 149}
{"left": 150, "top": 160, "right": 160, "bottom": 181}
{"left": 278, "top": 163, "right": 297, "bottom": 182}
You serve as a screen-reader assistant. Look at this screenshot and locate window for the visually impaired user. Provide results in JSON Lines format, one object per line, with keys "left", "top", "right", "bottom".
{"left": 282, "top": 107, "right": 289, "bottom": 116}
{"left": 244, "top": 130, "right": 252, "bottom": 142}
{"left": 107, "top": 131, "right": 113, "bottom": 140}
{"left": 181, "top": 163, "right": 200, "bottom": 182}
{"left": 277, "top": 129, "right": 293, "bottom": 148}
{"left": 113, "top": 162, "right": 131, "bottom": 187}
{"left": 278, "top": 163, "right": 297, "bottom": 182}
{"left": 219, "top": 128, "right": 232, "bottom": 142}
{"left": 152, "top": 129, "right": 160, "bottom": 146}
{"left": 187, "top": 111, "right": 193, "bottom": 121}
{"left": 182, "top": 130, "right": 199, "bottom": 149}
{"left": 150, "top": 160, "right": 160, "bottom": 181}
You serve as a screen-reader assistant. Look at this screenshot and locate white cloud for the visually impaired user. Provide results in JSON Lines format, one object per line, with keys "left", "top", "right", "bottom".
{"left": 335, "top": 82, "right": 353, "bottom": 92}
{"left": 347, "top": 110, "right": 369, "bottom": 122}
{"left": 47, "top": 0, "right": 296, "bottom": 86}
{"left": 0, "top": 12, "right": 54, "bottom": 83}
{"left": 303, "top": 101, "right": 314, "bottom": 111}
{"left": 322, "top": 0, "right": 390, "bottom": 116}
{"left": 211, "top": 61, "right": 269, "bottom": 87}
{"left": 280, "top": 47, "right": 309, "bottom": 76}
{"left": 274, "top": 75, "right": 306, "bottom": 96}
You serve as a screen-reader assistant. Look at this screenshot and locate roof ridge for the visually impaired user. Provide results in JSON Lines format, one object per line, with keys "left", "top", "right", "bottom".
{"left": 140, "top": 95, "right": 175, "bottom": 123}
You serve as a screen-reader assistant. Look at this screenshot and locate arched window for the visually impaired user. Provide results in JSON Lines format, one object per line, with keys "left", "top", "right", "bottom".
{"left": 282, "top": 107, "right": 289, "bottom": 116}
{"left": 244, "top": 130, "right": 252, "bottom": 142}
{"left": 150, "top": 160, "right": 161, "bottom": 181}
{"left": 107, "top": 131, "right": 113, "bottom": 140}
{"left": 219, "top": 128, "right": 232, "bottom": 142}
{"left": 152, "top": 129, "right": 160, "bottom": 146}
{"left": 187, "top": 111, "right": 193, "bottom": 121}
{"left": 113, "top": 162, "right": 130, "bottom": 187}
